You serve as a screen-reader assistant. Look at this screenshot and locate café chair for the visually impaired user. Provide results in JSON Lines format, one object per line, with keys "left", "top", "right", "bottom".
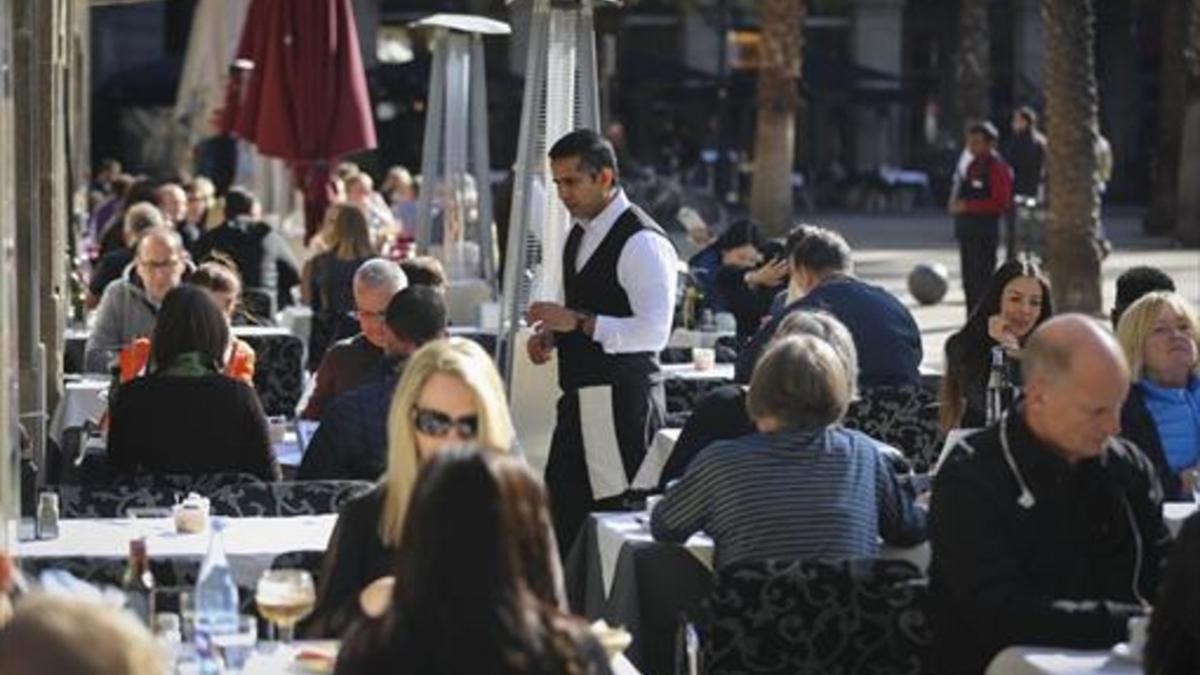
{"left": 677, "top": 558, "right": 930, "bottom": 675}
{"left": 238, "top": 330, "right": 305, "bottom": 417}
{"left": 843, "top": 385, "right": 940, "bottom": 473}
{"left": 54, "top": 472, "right": 266, "bottom": 518}
{"left": 208, "top": 480, "right": 372, "bottom": 518}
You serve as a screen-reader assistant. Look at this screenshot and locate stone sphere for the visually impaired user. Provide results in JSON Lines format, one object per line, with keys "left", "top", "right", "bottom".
{"left": 908, "top": 262, "right": 949, "bottom": 305}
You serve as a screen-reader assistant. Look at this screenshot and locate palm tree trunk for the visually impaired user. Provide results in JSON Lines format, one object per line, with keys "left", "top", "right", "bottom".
{"left": 1042, "top": 0, "right": 1103, "bottom": 313}
{"left": 750, "top": 0, "right": 805, "bottom": 237}
{"left": 1145, "top": 0, "right": 1188, "bottom": 235}
{"left": 1176, "top": 0, "right": 1200, "bottom": 246}
{"left": 954, "top": 0, "right": 991, "bottom": 127}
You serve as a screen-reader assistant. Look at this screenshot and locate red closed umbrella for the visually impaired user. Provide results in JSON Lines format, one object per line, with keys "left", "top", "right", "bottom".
{"left": 221, "top": 0, "right": 376, "bottom": 242}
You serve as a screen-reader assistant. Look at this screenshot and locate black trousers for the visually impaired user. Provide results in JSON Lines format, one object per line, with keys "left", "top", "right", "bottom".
{"left": 545, "top": 377, "right": 665, "bottom": 554}
{"left": 955, "top": 215, "right": 999, "bottom": 316}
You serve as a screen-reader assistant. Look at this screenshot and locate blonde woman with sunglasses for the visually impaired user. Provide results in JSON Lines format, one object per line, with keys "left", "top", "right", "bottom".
{"left": 309, "top": 337, "right": 516, "bottom": 637}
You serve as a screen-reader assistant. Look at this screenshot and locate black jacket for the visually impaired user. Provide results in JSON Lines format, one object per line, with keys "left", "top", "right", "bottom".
{"left": 309, "top": 485, "right": 398, "bottom": 638}
{"left": 1120, "top": 386, "right": 1186, "bottom": 501}
{"left": 1005, "top": 129, "right": 1046, "bottom": 197}
{"left": 929, "top": 408, "right": 1170, "bottom": 674}
{"left": 107, "top": 373, "right": 279, "bottom": 481}
{"left": 194, "top": 219, "right": 301, "bottom": 311}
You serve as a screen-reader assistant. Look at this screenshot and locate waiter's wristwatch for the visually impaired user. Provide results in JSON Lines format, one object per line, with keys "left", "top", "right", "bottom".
{"left": 575, "top": 311, "right": 593, "bottom": 333}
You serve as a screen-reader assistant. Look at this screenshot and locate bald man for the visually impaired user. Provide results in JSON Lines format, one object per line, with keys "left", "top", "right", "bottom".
{"left": 928, "top": 315, "right": 1170, "bottom": 674}
{"left": 84, "top": 227, "right": 188, "bottom": 372}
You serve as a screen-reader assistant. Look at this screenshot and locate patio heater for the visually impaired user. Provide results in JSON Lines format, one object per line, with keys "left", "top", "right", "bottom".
{"left": 500, "top": 0, "right": 614, "bottom": 472}
{"left": 411, "top": 14, "right": 510, "bottom": 325}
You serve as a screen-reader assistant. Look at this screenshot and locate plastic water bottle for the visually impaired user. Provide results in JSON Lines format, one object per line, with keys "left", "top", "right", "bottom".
{"left": 194, "top": 519, "right": 239, "bottom": 673}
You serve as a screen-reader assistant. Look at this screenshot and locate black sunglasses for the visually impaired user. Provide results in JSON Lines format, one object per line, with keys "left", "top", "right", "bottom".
{"left": 411, "top": 407, "right": 479, "bottom": 439}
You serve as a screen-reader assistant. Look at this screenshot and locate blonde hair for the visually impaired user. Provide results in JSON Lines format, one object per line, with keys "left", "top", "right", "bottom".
{"left": 0, "top": 593, "right": 165, "bottom": 675}
{"left": 1116, "top": 291, "right": 1200, "bottom": 381}
{"left": 379, "top": 337, "right": 515, "bottom": 545}
{"left": 747, "top": 334, "right": 851, "bottom": 430}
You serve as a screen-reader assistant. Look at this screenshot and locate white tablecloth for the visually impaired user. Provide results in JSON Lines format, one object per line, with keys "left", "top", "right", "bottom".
{"left": 985, "top": 646, "right": 1139, "bottom": 675}
{"left": 1163, "top": 501, "right": 1195, "bottom": 537}
{"left": 18, "top": 515, "right": 336, "bottom": 587}
{"left": 591, "top": 511, "right": 930, "bottom": 601}
{"left": 238, "top": 640, "right": 643, "bottom": 674}
{"left": 667, "top": 328, "right": 734, "bottom": 350}
{"left": 49, "top": 377, "right": 109, "bottom": 443}
{"left": 660, "top": 362, "right": 735, "bottom": 382}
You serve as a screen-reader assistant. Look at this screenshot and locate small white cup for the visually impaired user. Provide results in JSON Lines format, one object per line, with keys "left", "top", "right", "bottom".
{"left": 692, "top": 347, "right": 716, "bottom": 372}
{"left": 1127, "top": 615, "right": 1149, "bottom": 656}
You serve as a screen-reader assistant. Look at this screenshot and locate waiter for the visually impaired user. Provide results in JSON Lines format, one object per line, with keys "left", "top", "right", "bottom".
{"left": 950, "top": 121, "right": 1013, "bottom": 316}
{"left": 527, "top": 129, "right": 678, "bottom": 551}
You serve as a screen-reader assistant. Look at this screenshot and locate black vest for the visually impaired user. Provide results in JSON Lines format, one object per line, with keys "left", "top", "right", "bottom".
{"left": 557, "top": 206, "right": 665, "bottom": 391}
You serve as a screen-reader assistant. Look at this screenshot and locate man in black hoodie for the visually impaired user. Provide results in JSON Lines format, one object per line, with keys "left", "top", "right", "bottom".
{"left": 929, "top": 315, "right": 1170, "bottom": 674}
{"left": 193, "top": 186, "right": 300, "bottom": 314}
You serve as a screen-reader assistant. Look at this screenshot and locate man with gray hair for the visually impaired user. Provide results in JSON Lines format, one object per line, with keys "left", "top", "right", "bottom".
{"left": 84, "top": 226, "right": 187, "bottom": 372}
{"left": 929, "top": 314, "right": 1170, "bottom": 673}
{"left": 302, "top": 258, "right": 407, "bottom": 419}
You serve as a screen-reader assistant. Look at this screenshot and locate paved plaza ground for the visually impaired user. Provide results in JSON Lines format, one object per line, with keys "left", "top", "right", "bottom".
{"left": 810, "top": 207, "right": 1200, "bottom": 372}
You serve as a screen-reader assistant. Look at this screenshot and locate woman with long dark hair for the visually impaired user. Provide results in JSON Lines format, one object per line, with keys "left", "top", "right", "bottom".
{"left": 334, "top": 449, "right": 612, "bottom": 675}
{"left": 939, "top": 256, "right": 1053, "bottom": 432}
{"left": 107, "top": 285, "right": 278, "bottom": 480}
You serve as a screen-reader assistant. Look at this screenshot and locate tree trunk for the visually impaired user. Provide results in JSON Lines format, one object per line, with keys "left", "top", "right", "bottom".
{"left": 1145, "top": 0, "right": 1188, "bottom": 235}
{"left": 1176, "top": 0, "right": 1200, "bottom": 246}
{"left": 750, "top": 0, "right": 805, "bottom": 237}
{"left": 954, "top": 0, "right": 991, "bottom": 128}
{"left": 1042, "top": 0, "right": 1103, "bottom": 313}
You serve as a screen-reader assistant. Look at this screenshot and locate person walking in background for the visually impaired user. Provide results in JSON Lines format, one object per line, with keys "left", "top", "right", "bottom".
{"left": 1005, "top": 107, "right": 1046, "bottom": 259}
{"left": 950, "top": 121, "right": 1013, "bottom": 316}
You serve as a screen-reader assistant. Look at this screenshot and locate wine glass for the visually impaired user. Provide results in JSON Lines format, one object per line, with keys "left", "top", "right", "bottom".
{"left": 255, "top": 569, "right": 315, "bottom": 644}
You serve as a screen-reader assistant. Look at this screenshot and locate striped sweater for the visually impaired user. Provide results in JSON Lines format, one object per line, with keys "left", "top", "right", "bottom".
{"left": 651, "top": 427, "right": 927, "bottom": 569}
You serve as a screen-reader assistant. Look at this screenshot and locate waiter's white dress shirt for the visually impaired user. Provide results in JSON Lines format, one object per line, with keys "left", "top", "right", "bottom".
{"left": 571, "top": 189, "right": 678, "bottom": 355}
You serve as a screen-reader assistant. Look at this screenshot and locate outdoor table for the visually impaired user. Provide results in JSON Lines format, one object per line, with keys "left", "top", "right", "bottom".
{"left": 48, "top": 376, "right": 109, "bottom": 444}
{"left": 661, "top": 362, "right": 734, "bottom": 418}
{"left": 985, "top": 646, "right": 1139, "bottom": 675}
{"left": 667, "top": 328, "right": 734, "bottom": 350}
{"left": 1164, "top": 501, "right": 1196, "bottom": 537}
{"left": 18, "top": 514, "right": 337, "bottom": 587}
{"left": 564, "top": 511, "right": 931, "bottom": 675}
{"left": 239, "top": 640, "right": 644, "bottom": 674}
{"left": 448, "top": 324, "right": 498, "bottom": 354}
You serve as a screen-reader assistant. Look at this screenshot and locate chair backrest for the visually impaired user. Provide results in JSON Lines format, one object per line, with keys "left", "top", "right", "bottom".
{"left": 208, "top": 480, "right": 373, "bottom": 517}
{"left": 240, "top": 288, "right": 275, "bottom": 323}
{"left": 55, "top": 472, "right": 266, "bottom": 517}
{"left": 238, "top": 330, "right": 305, "bottom": 416}
{"left": 701, "top": 558, "right": 930, "bottom": 675}
{"left": 844, "top": 385, "right": 940, "bottom": 472}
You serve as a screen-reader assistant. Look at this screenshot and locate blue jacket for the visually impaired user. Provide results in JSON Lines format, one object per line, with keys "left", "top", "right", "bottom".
{"left": 297, "top": 372, "right": 398, "bottom": 481}
{"left": 735, "top": 276, "right": 923, "bottom": 387}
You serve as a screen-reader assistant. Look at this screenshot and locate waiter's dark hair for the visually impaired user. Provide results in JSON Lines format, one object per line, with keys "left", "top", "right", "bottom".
{"left": 548, "top": 129, "right": 619, "bottom": 184}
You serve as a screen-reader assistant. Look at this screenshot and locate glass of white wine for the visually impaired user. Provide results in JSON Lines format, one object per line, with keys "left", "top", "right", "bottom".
{"left": 255, "top": 569, "right": 315, "bottom": 644}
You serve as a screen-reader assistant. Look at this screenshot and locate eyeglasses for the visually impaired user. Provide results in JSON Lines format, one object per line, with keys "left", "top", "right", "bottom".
{"left": 349, "top": 308, "right": 386, "bottom": 323}
{"left": 411, "top": 407, "right": 479, "bottom": 439}
{"left": 138, "top": 257, "right": 181, "bottom": 271}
